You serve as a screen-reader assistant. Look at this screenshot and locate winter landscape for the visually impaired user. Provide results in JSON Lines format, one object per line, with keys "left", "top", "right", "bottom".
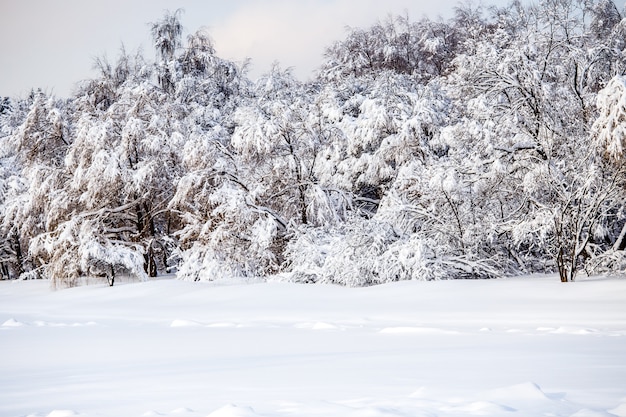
{"left": 1, "top": 0, "right": 626, "bottom": 415}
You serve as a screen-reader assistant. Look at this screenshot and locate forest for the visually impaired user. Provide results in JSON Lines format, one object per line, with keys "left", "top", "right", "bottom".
{"left": 0, "top": 0, "right": 625, "bottom": 287}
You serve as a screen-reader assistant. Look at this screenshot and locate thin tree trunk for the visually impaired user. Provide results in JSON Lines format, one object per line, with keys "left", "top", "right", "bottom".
{"left": 12, "top": 233, "right": 24, "bottom": 278}
{"left": 612, "top": 221, "right": 626, "bottom": 251}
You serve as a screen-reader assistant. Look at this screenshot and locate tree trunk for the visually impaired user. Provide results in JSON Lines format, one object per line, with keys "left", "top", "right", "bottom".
{"left": 557, "top": 247, "right": 569, "bottom": 282}
{"left": 0, "top": 262, "right": 8, "bottom": 280}
{"left": 108, "top": 264, "right": 115, "bottom": 287}
{"left": 556, "top": 246, "right": 577, "bottom": 282}
{"left": 299, "top": 185, "right": 308, "bottom": 225}
{"left": 12, "top": 233, "right": 24, "bottom": 278}
{"left": 612, "top": 221, "right": 626, "bottom": 251}
{"left": 144, "top": 247, "right": 157, "bottom": 278}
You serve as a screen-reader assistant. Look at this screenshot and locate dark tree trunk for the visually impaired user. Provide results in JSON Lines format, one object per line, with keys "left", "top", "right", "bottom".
{"left": 108, "top": 265, "right": 115, "bottom": 287}
{"left": 12, "top": 233, "right": 24, "bottom": 278}
{"left": 144, "top": 248, "right": 157, "bottom": 278}
{"left": 0, "top": 262, "right": 9, "bottom": 280}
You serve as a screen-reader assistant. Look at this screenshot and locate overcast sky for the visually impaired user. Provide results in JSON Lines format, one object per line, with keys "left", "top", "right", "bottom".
{"left": 0, "top": 0, "right": 518, "bottom": 98}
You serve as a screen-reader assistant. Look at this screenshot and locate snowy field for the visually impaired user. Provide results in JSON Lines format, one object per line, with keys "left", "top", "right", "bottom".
{"left": 1, "top": 275, "right": 626, "bottom": 417}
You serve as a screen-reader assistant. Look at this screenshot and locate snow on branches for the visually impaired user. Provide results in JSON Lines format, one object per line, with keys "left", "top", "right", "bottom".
{"left": 594, "top": 76, "right": 626, "bottom": 161}
{"left": 1, "top": 1, "right": 626, "bottom": 287}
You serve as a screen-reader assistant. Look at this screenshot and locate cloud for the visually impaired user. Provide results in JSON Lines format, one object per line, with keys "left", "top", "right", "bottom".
{"left": 0, "top": 0, "right": 513, "bottom": 97}
{"left": 210, "top": 0, "right": 460, "bottom": 80}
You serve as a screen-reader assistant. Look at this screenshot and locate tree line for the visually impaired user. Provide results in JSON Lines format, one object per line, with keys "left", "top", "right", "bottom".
{"left": 1, "top": 0, "right": 625, "bottom": 287}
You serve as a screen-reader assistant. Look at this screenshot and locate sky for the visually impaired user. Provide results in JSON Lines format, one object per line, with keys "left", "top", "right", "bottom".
{"left": 0, "top": 0, "right": 519, "bottom": 98}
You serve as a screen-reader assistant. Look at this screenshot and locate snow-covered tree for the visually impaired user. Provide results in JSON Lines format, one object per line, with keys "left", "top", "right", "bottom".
{"left": 594, "top": 76, "right": 626, "bottom": 161}
{"left": 0, "top": 158, "right": 27, "bottom": 279}
{"left": 151, "top": 9, "right": 183, "bottom": 94}
{"left": 232, "top": 65, "right": 330, "bottom": 226}
{"left": 319, "top": 12, "right": 471, "bottom": 85}
{"left": 167, "top": 40, "right": 254, "bottom": 281}
{"left": 439, "top": 0, "right": 626, "bottom": 281}
{"left": 3, "top": 0, "right": 626, "bottom": 287}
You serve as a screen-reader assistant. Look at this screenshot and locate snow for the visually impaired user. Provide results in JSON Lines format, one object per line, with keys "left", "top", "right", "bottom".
{"left": 1, "top": 275, "right": 626, "bottom": 417}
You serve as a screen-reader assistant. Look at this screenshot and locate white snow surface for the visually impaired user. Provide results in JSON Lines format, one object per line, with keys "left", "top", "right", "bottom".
{"left": 1, "top": 275, "right": 626, "bottom": 417}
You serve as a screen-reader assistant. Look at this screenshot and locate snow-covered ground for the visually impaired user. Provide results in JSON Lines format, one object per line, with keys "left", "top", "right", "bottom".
{"left": 1, "top": 275, "right": 626, "bottom": 417}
